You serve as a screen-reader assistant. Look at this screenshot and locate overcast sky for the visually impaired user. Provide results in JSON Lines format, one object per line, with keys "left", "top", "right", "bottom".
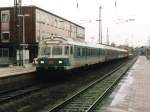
{"left": 0, "top": 0, "right": 150, "bottom": 47}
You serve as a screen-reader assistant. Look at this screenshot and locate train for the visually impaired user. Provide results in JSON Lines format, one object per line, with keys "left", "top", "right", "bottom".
{"left": 35, "top": 36, "right": 128, "bottom": 71}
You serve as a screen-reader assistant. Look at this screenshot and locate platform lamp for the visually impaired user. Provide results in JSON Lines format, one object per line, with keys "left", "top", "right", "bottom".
{"left": 18, "top": 14, "right": 30, "bottom": 66}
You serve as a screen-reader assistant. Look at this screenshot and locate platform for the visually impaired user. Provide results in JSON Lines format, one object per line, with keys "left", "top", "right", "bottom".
{"left": 0, "top": 64, "right": 35, "bottom": 78}
{"left": 98, "top": 56, "right": 150, "bottom": 112}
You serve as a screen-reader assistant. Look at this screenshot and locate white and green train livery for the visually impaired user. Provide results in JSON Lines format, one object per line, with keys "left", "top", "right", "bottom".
{"left": 36, "top": 36, "right": 128, "bottom": 71}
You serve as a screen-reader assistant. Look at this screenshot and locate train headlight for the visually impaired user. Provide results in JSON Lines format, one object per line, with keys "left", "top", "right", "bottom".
{"left": 58, "top": 60, "right": 63, "bottom": 64}
{"left": 40, "top": 60, "right": 44, "bottom": 64}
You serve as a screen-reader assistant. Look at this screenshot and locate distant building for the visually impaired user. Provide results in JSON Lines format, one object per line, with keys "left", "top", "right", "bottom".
{"left": 110, "top": 42, "right": 116, "bottom": 47}
{"left": 146, "top": 47, "right": 150, "bottom": 58}
{"left": 138, "top": 46, "right": 146, "bottom": 55}
{"left": 0, "top": 6, "right": 85, "bottom": 65}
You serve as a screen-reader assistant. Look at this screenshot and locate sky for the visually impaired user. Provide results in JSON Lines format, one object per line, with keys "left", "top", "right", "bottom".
{"left": 0, "top": 0, "right": 150, "bottom": 47}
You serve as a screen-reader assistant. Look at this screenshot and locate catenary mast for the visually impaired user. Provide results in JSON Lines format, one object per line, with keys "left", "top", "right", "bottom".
{"left": 14, "top": 0, "right": 22, "bottom": 65}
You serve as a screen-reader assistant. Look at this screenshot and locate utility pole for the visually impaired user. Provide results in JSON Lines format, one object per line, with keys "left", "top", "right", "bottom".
{"left": 97, "top": 5, "right": 102, "bottom": 44}
{"left": 99, "top": 5, "right": 102, "bottom": 44}
{"left": 106, "top": 27, "right": 109, "bottom": 45}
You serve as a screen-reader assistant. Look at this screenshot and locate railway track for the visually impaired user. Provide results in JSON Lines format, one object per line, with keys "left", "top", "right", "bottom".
{"left": 0, "top": 59, "right": 127, "bottom": 104}
{"left": 44, "top": 57, "right": 137, "bottom": 112}
{"left": 0, "top": 82, "right": 51, "bottom": 103}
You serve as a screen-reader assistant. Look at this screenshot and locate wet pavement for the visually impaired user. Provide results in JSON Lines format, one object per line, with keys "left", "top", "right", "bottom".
{"left": 97, "top": 56, "right": 150, "bottom": 112}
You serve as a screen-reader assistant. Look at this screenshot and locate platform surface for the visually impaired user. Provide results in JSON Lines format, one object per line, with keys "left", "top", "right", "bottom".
{"left": 0, "top": 64, "right": 35, "bottom": 78}
{"left": 99, "top": 56, "right": 150, "bottom": 112}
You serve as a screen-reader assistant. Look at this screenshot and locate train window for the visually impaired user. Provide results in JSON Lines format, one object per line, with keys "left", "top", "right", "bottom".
{"left": 94, "top": 49, "right": 97, "bottom": 56}
{"left": 52, "top": 46, "right": 62, "bottom": 55}
{"left": 87, "top": 48, "right": 90, "bottom": 56}
{"left": 65, "top": 46, "right": 69, "bottom": 55}
{"left": 77, "top": 47, "right": 81, "bottom": 56}
{"left": 82, "top": 48, "right": 86, "bottom": 56}
{"left": 40, "top": 47, "right": 51, "bottom": 56}
{"left": 93, "top": 49, "right": 95, "bottom": 56}
{"left": 96, "top": 49, "right": 99, "bottom": 56}
{"left": 101, "top": 50, "right": 104, "bottom": 55}
{"left": 91, "top": 49, "right": 93, "bottom": 56}
{"left": 70, "top": 46, "right": 73, "bottom": 54}
{"left": 86, "top": 48, "right": 88, "bottom": 56}
{"left": 85, "top": 48, "right": 88, "bottom": 56}
{"left": 98, "top": 49, "right": 100, "bottom": 55}
{"left": 90, "top": 48, "right": 92, "bottom": 56}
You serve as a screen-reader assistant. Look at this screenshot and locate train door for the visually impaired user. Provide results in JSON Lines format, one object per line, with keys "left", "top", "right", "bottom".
{"left": 64, "top": 46, "right": 69, "bottom": 56}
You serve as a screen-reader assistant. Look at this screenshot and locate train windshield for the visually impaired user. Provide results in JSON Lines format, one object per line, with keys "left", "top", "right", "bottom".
{"left": 40, "top": 47, "right": 51, "bottom": 56}
{"left": 52, "top": 46, "right": 62, "bottom": 55}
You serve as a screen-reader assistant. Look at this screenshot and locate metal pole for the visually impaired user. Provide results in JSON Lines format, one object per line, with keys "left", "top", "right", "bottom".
{"left": 23, "top": 16, "right": 25, "bottom": 44}
{"left": 99, "top": 5, "right": 102, "bottom": 44}
{"left": 106, "top": 27, "right": 109, "bottom": 45}
{"left": 96, "top": 6, "right": 102, "bottom": 44}
{"left": 39, "top": 23, "right": 41, "bottom": 41}
{"left": 22, "top": 15, "right": 25, "bottom": 66}
{"left": 18, "top": 14, "right": 30, "bottom": 66}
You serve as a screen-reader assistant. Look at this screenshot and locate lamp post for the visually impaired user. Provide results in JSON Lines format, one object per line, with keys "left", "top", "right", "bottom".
{"left": 18, "top": 14, "right": 30, "bottom": 66}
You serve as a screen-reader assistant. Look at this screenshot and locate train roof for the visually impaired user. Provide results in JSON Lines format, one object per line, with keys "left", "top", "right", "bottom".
{"left": 40, "top": 37, "right": 127, "bottom": 52}
{"left": 65, "top": 37, "right": 127, "bottom": 52}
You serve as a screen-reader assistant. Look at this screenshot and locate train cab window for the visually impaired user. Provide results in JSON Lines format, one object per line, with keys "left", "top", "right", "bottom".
{"left": 52, "top": 46, "right": 62, "bottom": 55}
{"left": 41, "top": 47, "right": 51, "bottom": 56}
{"left": 65, "top": 46, "right": 69, "bottom": 55}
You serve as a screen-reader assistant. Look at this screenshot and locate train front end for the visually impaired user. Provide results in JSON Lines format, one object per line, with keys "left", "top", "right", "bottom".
{"left": 37, "top": 56, "right": 70, "bottom": 71}
{"left": 36, "top": 38, "right": 72, "bottom": 71}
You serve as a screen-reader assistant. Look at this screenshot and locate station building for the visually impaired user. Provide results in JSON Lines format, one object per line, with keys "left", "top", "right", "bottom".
{"left": 0, "top": 6, "right": 85, "bottom": 65}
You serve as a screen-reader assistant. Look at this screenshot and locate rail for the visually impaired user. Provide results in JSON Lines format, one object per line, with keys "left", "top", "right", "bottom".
{"left": 46, "top": 57, "right": 137, "bottom": 112}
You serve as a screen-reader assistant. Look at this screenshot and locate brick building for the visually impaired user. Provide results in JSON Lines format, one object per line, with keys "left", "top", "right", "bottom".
{"left": 0, "top": 6, "right": 85, "bottom": 65}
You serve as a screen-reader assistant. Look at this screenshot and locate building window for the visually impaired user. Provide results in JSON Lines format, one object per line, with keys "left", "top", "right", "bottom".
{"left": 3, "top": 48, "right": 9, "bottom": 57}
{"left": 1, "top": 13, "right": 9, "bottom": 23}
{"left": 1, "top": 32, "right": 10, "bottom": 42}
{"left": 54, "top": 19, "right": 58, "bottom": 27}
{"left": 0, "top": 49, "right": 2, "bottom": 57}
{"left": 0, "top": 48, "right": 9, "bottom": 57}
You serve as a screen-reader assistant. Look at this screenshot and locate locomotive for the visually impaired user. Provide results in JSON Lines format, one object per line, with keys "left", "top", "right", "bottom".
{"left": 36, "top": 36, "right": 128, "bottom": 71}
